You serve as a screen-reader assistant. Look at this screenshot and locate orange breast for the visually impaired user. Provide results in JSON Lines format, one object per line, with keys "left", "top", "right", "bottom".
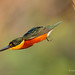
{"left": 22, "top": 33, "right": 47, "bottom": 49}
{"left": 11, "top": 34, "right": 47, "bottom": 50}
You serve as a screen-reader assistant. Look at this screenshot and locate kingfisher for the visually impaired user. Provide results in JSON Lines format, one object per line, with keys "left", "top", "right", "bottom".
{"left": 0, "top": 21, "right": 62, "bottom": 52}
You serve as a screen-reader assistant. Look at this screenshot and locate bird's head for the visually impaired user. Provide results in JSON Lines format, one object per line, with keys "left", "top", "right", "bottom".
{"left": 0, "top": 37, "right": 23, "bottom": 51}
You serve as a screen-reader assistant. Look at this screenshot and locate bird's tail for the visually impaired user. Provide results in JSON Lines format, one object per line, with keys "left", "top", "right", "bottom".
{"left": 46, "top": 21, "right": 62, "bottom": 30}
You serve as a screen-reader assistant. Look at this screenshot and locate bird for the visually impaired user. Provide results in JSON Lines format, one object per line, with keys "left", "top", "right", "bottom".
{"left": 0, "top": 21, "right": 62, "bottom": 52}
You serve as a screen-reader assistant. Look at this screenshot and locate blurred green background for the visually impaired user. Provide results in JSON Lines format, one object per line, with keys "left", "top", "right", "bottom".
{"left": 0, "top": 0, "right": 75, "bottom": 75}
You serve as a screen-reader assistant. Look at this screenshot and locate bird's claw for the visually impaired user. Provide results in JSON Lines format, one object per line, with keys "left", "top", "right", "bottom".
{"left": 46, "top": 38, "right": 52, "bottom": 42}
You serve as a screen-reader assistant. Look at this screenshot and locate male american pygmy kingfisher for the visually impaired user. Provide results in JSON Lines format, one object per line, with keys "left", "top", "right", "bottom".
{"left": 0, "top": 21, "right": 62, "bottom": 52}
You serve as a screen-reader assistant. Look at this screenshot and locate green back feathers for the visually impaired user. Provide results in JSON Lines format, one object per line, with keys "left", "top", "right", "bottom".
{"left": 23, "top": 21, "right": 62, "bottom": 40}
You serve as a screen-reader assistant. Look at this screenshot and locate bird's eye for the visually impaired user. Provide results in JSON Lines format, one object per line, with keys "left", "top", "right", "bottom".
{"left": 9, "top": 42, "right": 15, "bottom": 47}
{"left": 9, "top": 43, "right": 12, "bottom": 46}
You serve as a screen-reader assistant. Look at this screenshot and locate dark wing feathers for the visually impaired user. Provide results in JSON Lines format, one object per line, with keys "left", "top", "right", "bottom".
{"left": 23, "top": 21, "right": 62, "bottom": 40}
{"left": 23, "top": 26, "right": 50, "bottom": 40}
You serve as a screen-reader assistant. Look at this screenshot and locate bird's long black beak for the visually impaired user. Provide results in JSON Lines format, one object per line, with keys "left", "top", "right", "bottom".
{"left": 0, "top": 46, "right": 11, "bottom": 52}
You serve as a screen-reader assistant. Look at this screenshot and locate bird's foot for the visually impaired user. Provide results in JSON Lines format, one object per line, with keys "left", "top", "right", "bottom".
{"left": 46, "top": 38, "right": 52, "bottom": 42}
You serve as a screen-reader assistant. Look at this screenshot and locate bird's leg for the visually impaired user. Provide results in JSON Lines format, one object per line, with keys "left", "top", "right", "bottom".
{"left": 46, "top": 37, "right": 49, "bottom": 41}
{"left": 46, "top": 37, "right": 52, "bottom": 42}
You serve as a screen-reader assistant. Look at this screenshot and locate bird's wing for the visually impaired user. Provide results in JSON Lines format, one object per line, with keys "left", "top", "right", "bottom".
{"left": 23, "top": 21, "right": 62, "bottom": 40}
{"left": 23, "top": 26, "right": 50, "bottom": 40}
